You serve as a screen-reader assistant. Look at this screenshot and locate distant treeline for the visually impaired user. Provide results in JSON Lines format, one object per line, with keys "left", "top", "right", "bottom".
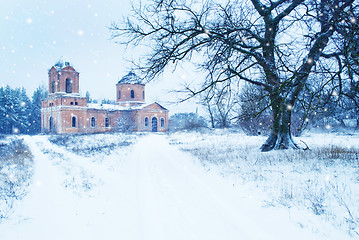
{"left": 0, "top": 85, "right": 47, "bottom": 134}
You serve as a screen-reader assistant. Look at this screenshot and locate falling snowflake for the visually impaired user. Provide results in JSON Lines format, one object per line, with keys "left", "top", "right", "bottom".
{"left": 77, "top": 30, "right": 84, "bottom": 36}
{"left": 27, "top": 18, "right": 32, "bottom": 24}
{"left": 8, "top": 174, "right": 16, "bottom": 182}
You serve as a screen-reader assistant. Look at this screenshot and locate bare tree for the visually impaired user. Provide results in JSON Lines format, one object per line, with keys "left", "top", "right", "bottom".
{"left": 111, "top": 0, "right": 358, "bottom": 151}
{"left": 117, "top": 111, "right": 136, "bottom": 132}
{"left": 201, "top": 81, "right": 238, "bottom": 128}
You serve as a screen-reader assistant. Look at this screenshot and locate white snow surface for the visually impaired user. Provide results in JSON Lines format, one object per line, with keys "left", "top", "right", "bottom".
{"left": 87, "top": 102, "right": 153, "bottom": 111}
{"left": 0, "top": 133, "right": 352, "bottom": 239}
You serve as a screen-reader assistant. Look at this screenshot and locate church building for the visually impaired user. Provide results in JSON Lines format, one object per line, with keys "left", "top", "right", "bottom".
{"left": 41, "top": 57, "right": 169, "bottom": 134}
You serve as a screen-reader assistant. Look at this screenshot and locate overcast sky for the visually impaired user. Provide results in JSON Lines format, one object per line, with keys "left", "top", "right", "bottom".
{"left": 0, "top": 0, "right": 202, "bottom": 114}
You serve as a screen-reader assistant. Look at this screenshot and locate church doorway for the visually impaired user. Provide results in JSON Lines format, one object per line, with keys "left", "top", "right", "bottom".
{"left": 151, "top": 117, "right": 158, "bottom": 132}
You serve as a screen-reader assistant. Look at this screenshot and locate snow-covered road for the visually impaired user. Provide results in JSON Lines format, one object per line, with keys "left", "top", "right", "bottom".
{"left": 0, "top": 134, "right": 323, "bottom": 240}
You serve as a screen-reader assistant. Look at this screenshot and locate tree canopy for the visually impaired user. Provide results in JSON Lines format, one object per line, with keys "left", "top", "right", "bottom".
{"left": 111, "top": 0, "right": 359, "bottom": 151}
{"left": 0, "top": 85, "right": 47, "bottom": 135}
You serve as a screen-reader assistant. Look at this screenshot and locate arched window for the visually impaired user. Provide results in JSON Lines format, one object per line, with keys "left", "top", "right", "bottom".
{"left": 130, "top": 90, "right": 134, "bottom": 98}
{"left": 91, "top": 117, "right": 96, "bottom": 128}
{"left": 143, "top": 91, "right": 145, "bottom": 100}
{"left": 49, "top": 116, "right": 54, "bottom": 132}
{"left": 105, "top": 118, "right": 110, "bottom": 127}
{"left": 51, "top": 79, "right": 55, "bottom": 93}
{"left": 66, "top": 78, "right": 72, "bottom": 93}
{"left": 161, "top": 118, "right": 165, "bottom": 128}
{"left": 72, "top": 116, "right": 76, "bottom": 127}
{"left": 118, "top": 90, "right": 121, "bottom": 99}
{"left": 145, "top": 117, "right": 149, "bottom": 127}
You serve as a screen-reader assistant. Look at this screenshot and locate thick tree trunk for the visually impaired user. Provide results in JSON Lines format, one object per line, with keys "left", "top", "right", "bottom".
{"left": 260, "top": 94, "right": 299, "bottom": 152}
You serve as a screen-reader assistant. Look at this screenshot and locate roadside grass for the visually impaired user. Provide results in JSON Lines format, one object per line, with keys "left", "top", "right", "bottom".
{"left": 169, "top": 131, "right": 359, "bottom": 237}
{"left": 46, "top": 132, "right": 140, "bottom": 195}
{"left": 0, "top": 138, "right": 33, "bottom": 221}
{"left": 48, "top": 132, "right": 137, "bottom": 157}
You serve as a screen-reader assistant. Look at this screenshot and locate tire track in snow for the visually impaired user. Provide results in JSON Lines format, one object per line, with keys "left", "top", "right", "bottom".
{"left": 127, "top": 134, "right": 271, "bottom": 240}
{"left": 125, "top": 134, "right": 323, "bottom": 240}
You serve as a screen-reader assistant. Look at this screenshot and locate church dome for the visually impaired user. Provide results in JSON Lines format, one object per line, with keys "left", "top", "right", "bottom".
{"left": 54, "top": 56, "right": 73, "bottom": 71}
{"left": 118, "top": 71, "right": 143, "bottom": 84}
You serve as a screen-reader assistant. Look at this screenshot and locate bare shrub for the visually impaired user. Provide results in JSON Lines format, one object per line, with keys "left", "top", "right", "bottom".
{"left": 305, "top": 180, "right": 327, "bottom": 216}
{"left": 331, "top": 183, "right": 359, "bottom": 236}
{"left": 0, "top": 139, "right": 33, "bottom": 221}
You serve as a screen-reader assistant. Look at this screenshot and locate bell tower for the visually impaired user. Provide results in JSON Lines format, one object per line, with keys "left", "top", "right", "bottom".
{"left": 48, "top": 56, "right": 80, "bottom": 96}
{"left": 116, "top": 72, "right": 145, "bottom": 107}
{"left": 42, "top": 57, "right": 87, "bottom": 134}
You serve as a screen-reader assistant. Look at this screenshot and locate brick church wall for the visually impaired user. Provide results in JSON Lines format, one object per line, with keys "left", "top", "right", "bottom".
{"left": 136, "top": 109, "right": 169, "bottom": 132}
{"left": 116, "top": 83, "right": 145, "bottom": 103}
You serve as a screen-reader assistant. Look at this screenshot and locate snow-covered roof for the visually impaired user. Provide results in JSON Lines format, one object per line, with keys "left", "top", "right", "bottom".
{"left": 87, "top": 103, "right": 128, "bottom": 111}
{"left": 54, "top": 56, "right": 73, "bottom": 71}
{"left": 117, "top": 72, "right": 143, "bottom": 84}
{"left": 86, "top": 102, "right": 166, "bottom": 111}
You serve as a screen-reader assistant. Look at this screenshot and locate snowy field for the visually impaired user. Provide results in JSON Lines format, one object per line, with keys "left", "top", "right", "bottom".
{"left": 169, "top": 129, "right": 359, "bottom": 238}
{"left": 0, "top": 130, "right": 358, "bottom": 239}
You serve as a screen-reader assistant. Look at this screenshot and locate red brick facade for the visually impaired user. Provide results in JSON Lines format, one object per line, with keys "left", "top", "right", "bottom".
{"left": 116, "top": 83, "right": 145, "bottom": 106}
{"left": 41, "top": 58, "right": 169, "bottom": 134}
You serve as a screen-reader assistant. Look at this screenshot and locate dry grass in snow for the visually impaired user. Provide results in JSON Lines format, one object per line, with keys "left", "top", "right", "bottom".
{"left": 169, "top": 130, "right": 359, "bottom": 237}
